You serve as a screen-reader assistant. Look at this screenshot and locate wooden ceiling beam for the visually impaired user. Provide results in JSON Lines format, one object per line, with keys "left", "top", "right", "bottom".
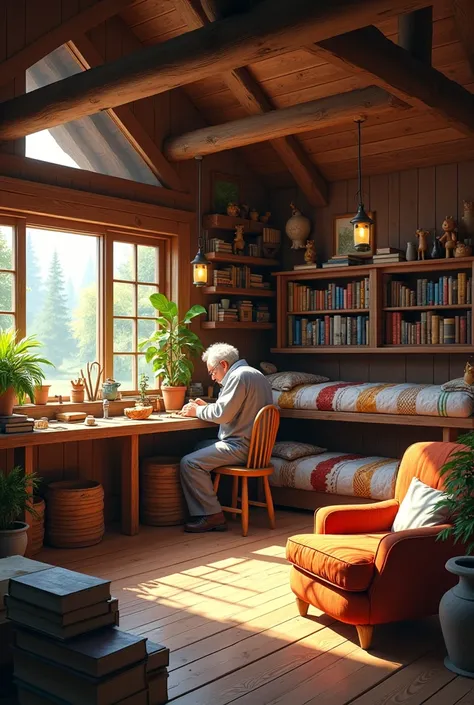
{"left": 174, "top": 0, "right": 329, "bottom": 206}
{"left": 164, "top": 86, "right": 408, "bottom": 160}
{"left": 452, "top": 0, "right": 474, "bottom": 78}
{"left": 0, "top": 0, "right": 430, "bottom": 143}
{"left": 69, "top": 36, "right": 185, "bottom": 192}
{"left": 398, "top": 7, "right": 433, "bottom": 64}
{"left": 315, "top": 26, "right": 474, "bottom": 135}
{"left": 0, "top": 0, "right": 133, "bottom": 87}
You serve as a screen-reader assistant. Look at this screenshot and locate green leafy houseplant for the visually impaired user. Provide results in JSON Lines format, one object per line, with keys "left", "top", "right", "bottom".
{"left": 436, "top": 431, "right": 474, "bottom": 554}
{"left": 0, "top": 329, "right": 54, "bottom": 412}
{"left": 139, "top": 294, "right": 206, "bottom": 411}
{"left": 0, "top": 466, "right": 40, "bottom": 531}
{"left": 138, "top": 374, "right": 151, "bottom": 406}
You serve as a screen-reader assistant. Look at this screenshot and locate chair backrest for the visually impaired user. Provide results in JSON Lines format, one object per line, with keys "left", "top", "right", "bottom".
{"left": 246, "top": 404, "right": 280, "bottom": 469}
{"left": 394, "top": 441, "right": 460, "bottom": 503}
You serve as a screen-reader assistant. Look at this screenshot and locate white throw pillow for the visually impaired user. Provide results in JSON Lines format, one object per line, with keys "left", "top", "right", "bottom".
{"left": 272, "top": 441, "right": 327, "bottom": 461}
{"left": 391, "top": 477, "right": 450, "bottom": 532}
{"left": 265, "top": 371, "right": 329, "bottom": 391}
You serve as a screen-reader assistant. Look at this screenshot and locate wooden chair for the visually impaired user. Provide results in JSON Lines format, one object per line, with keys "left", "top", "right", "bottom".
{"left": 212, "top": 404, "right": 280, "bottom": 537}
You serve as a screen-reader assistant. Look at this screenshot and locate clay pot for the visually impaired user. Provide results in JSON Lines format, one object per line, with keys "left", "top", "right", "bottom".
{"left": 161, "top": 386, "right": 187, "bottom": 411}
{"left": 0, "top": 522, "right": 29, "bottom": 558}
{"left": 439, "top": 556, "right": 474, "bottom": 678}
{"left": 226, "top": 203, "right": 240, "bottom": 217}
{"left": 30, "top": 497, "right": 45, "bottom": 556}
{"left": 0, "top": 388, "right": 16, "bottom": 416}
{"left": 71, "top": 389, "right": 85, "bottom": 403}
{"left": 46, "top": 481, "right": 104, "bottom": 548}
{"left": 34, "top": 385, "right": 51, "bottom": 405}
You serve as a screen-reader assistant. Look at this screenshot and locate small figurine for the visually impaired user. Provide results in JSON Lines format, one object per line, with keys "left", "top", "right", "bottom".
{"left": 464, "top": 361, "right": 474, "bottom": 385}
{"left": 431, "top": 234, "right": 443, "bottom": 259}
{"left": 259, "top": 211, "right": 271, "bottom": 224}
{"left": 249, "top": 208, "right": 259, "bottom": 222}
{"left": 439, "top": 216, "right": 457, "bottom": 258}
{"left": 103, "top": 399, "right": 110, "bottom": 419}
{"left": 304, "top": 240, "right": 316, "bottom": 265}
{"left": 415, "top": 229, "right": 429, "bottom": 260}
{"left": 240, "top": 203, "right": 250, "bottom": 218}
{"left": 233, "top": 224, "right": 245, "bottom": 254}
{"left": 226, "top": 202, "right": 240, "bottom": 217}
{"left": 455, "top": 241, "right": 473, "bottom": 258}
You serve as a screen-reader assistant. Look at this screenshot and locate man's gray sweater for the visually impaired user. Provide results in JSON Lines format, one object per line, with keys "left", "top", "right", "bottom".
{"left": 196, "top": 359, "right": 273, "bottom": 444}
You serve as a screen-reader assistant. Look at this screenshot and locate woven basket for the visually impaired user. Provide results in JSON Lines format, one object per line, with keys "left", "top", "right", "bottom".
{"left": 46, "top": 481, "right": 104, "bottom": 548}
{"left": 30, "top": 496, "right": 45, "bottom": 556}
{"left": 124, "top": 405, "right": 153, "bottom": 420}
{"left": 140, "top": 456, "right": 186, "bottom": 526}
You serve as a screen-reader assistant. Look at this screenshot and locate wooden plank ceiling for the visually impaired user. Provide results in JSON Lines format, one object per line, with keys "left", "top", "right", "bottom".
{"left": 117, "top": 0, "right": 474, "bottom": 190}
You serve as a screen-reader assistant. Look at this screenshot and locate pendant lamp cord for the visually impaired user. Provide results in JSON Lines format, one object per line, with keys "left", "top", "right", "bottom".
{"left": 196, "top": 155, "right": 203, "bottom": 250}
{"left": 357, "top": 120, "right": 362, "bottom": 204}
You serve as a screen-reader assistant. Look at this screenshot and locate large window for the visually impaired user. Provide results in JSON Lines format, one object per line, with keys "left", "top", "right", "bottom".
{"left": 0, "top": 225, "right": 15, "bottom": 331}
{"left": 113, "top": 240, "right": 161, "bottom": 390}
{"left": 26, "top": 227, "right": 100, "bottom": 397}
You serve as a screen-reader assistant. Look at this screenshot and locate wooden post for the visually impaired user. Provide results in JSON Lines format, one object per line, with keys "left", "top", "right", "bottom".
{"left": 121, "top": 434, "right": 139, "bottom": 536}
{"left": 398, "top": 7, "right": 433, "bottom": 65}
{"left": 442, "top": 428, "right": 459, "bottom": 443}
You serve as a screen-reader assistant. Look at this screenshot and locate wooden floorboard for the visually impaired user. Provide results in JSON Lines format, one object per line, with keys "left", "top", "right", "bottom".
{"left": 35, "top": 509, "right": 474, "bottom": 705}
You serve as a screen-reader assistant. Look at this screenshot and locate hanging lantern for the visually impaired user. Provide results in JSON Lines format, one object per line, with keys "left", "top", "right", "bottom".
{"left": 191, "top": 155, "right": 210, "bottom": 286}
{"left": 351, "top": 120, "right": 373, "bottom": 253}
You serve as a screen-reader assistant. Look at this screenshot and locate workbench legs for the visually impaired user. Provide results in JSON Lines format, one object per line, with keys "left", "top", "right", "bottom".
{"left": 121, "top": 434, "right": 139, "bottom": 536}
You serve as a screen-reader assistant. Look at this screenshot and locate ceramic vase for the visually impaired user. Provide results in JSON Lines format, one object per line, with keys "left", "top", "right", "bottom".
{"left": 405, "top": 242, "right": 417, "bottom": 261}
{"left": 439, "top": 555, "right": 474, "bottom": 678}
{"left": 0, "top": 522, "right": 29, "bottom": 558}
{"left": 286, "top": 206, "right": 311, "bottom": 249}
{"left": 431, "top": 236, "right": 443, "bottom": 259}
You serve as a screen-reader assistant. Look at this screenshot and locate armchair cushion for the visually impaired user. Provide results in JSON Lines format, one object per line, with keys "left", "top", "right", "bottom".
{"left": 391, "top": 477, "right": 450, "bottom": 532}
{"left": 314, "top": 499, "right": 399, "bottom": 535}
{"left": 286, "top": 533, "right": 388, "bottom": 592}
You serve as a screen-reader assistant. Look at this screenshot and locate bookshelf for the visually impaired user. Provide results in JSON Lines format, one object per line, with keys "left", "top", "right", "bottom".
{"left": 272, "top": 257, "right": 474, "bottom": 353}
{"left": 202, "top": 213, "right": 280, "bottom": 330}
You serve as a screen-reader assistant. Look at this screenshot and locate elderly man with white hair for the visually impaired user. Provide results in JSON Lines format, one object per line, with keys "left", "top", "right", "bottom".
{"left": 179, "top": 343, "right": 273, "bottom": 533}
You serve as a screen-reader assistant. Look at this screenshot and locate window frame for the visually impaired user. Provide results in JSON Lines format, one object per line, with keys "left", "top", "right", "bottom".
{"left": 0, "top": 211, "right": 180, "bottom": 401}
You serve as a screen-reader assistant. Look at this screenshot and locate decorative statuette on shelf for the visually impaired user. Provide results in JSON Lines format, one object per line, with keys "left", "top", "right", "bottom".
{"left": 431, "top": 234, "right": 443, "bottom": 259}
{"left": 249, "top": 208, "right": 259, "bottom": 222}
{"left": 455, "top": 242, "right": 472, "bottom": 258}
{"left": 464, "top": 361, "right": 474, "bottom": 385}
{"left": 226, "top": 202, "right": 240, "bottom": 217}
{"left": 233, "top": 224, "right": 245, "bottom": 255}
{"left": 286, "top": 202, "right": 311, "bottom": 249}
{"left": 415, "top": 229, "right": 429, "bottom": 260}
{"left": 259, "top": 211, "right": 271, "bottom": 224}
{"left": 439, "top": 216, "right": 457, "bottom": 258}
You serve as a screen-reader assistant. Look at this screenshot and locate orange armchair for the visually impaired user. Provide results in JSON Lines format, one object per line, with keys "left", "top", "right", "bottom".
{"left": 286, "top": 441, "right": 461, "bottom": 649}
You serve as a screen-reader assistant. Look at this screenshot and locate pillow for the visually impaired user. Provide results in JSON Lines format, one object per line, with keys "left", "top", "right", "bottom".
{"left": 265, "top": 371, "right": 329, "bottom": 391}
{"left": 272, "top": 441, "right": 327, "bottom": 461}
{"left": 441, "top": 378, "right": 474, "bottom": 400}
{"left": 391, "top": 477, "right": 451, "bottom": 532}
{"left": 260, "top": 361, "right": 278, "bottom": 375}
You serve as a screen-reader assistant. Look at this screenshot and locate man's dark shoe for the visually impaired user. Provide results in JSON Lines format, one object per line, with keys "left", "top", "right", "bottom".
{"left": 184, "top": 512, "right": 227, "bottom": 533}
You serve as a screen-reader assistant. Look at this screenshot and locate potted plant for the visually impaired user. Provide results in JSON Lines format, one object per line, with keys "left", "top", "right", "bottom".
{"left": 0, "top": 329, "right": 54, "bottom": 415}
{"left": 124, "top": 373, "right": 153, "bottom": 420}
{"left": 140, "top": 294, "right": 206, "bottom": 411}
{"left": 436, "top": 431, "right": 474, "bottom": 677}
{"left": 0, "top": 466, "right": 40, "bottom": 557}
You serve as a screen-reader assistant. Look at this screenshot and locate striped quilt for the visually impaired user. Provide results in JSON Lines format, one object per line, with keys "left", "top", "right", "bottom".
{"left": 272, "top": 381, "right": 474, "bottom": 418}
{"left": 270, "top": 452, "right": 399, "bottom": 500}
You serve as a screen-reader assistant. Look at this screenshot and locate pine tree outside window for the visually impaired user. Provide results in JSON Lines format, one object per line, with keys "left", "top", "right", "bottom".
{"left": 0, "top": 225, "right": 16, "bottom": 332}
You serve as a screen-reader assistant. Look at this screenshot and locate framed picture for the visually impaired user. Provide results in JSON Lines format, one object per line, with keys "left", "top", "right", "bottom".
{"left": 333, "top": 212, "right": 375, "bottom": 258}
{"left": 211, "top": 172, "right": 241, "bottom": 214}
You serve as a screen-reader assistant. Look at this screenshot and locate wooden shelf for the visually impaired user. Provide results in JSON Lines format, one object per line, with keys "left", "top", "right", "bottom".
{"left": 271, "top": 347, "right": 374, "bottom": 354}
{"left": 384, "top": 304, "right": 471, "bottom": 311}
{"left": 287, "top": 308, "right": 369, "bottom": 315}
{"left": 203, "top": 286, "right": 275, "bottom": 298}
{"left": 203, "top": 322, "right": 274, "bottom": 330}
{"left": 205, "top": 252, "right": 279, "bottom": 267}
{"left": 203, "top": 213, "right": 265, "bottom": 233}
{"left": 272, "top": 345, "right": 473, "bottom": 354}
{"left": 278, "top": 408, "right": 474, "bottom": 430}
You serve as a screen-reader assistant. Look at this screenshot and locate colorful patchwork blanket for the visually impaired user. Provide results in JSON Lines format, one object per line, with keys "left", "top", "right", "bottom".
{"left": 272, "top": 381, "right": 474, "bottom": 418}
{"left": 270, "top": 452, "right": 399, "bottom": 500}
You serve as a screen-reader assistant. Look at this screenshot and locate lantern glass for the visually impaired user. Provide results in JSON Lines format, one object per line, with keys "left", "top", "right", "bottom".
{"left": 353, "top": 221, "right": 371, "bottom": 251}
{"left": 193, "top": 262, "right": 208, "bottom": 286}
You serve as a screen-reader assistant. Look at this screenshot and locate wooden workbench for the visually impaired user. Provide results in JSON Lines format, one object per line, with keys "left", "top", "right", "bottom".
{"left": 0, "top": 414, "right": 213, "bottom": 539}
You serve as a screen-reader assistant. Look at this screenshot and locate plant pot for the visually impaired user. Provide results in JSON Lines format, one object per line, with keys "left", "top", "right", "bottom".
{"left": 33, "top": 385, "right": 51, "bottom": 405}
{"left": 439, "top": 555, "right": 474, "bottom": 678}
{"left": 0, "top": 521, "right": 30, "bottom": 558}
{"left": 124, "top": 405, "right": 153, "bottom": 420}
{"left": 0, "top": 388, "right": 15, "bottom": 415}
{"left": 161, "top": 386, "right": 187, "bottom": 411}
{"left": 71, "top": 389, "right": 84, "bottom": 403}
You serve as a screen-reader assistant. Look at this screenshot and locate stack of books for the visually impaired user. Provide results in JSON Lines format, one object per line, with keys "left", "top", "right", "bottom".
{"left": 373, "top": 247, "right": 405, "bottom": 263}
{"left": 0, "top": 414, "right": 34, "bottom": 434}
{"left": 206, "top": 238, "right": 232, "bottom": 254}
{"left": 4, "top": 564, "right": 169, "bottom": 705}
{"left": 322, "top": 255, "right": 362, "bottom": 268}
{"left": 218, "top": 308, "right": 238, "bottom": 323}
{"left": 237, "top": 300, "right": 253, "bottom": 322}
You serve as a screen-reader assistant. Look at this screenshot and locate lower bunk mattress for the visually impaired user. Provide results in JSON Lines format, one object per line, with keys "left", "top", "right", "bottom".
{"left": 269, "top": 452, "right": 400, "bottom": 500}
{"left": 272, "top": 380, "right": 474, "bottom": 418}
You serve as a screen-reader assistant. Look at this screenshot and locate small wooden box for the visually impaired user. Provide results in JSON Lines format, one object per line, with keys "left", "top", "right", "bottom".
{"left": 238, "top": 307, "right": 253, "bottom": 323}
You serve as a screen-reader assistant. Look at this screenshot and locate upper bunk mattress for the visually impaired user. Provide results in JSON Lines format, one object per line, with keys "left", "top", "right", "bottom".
{"left": 272, "top": 381, "right": 474, "bottom": 418}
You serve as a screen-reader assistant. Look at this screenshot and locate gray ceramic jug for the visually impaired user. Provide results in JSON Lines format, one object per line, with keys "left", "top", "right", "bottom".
{"left": 439, "top": 555, "right": 474, "bottom": 678}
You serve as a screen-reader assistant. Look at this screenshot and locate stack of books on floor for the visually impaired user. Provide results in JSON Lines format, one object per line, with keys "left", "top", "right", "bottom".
{"left": 0, "top": 414, "right": 35, "bottom": 434}
{"left": 4, "top": 564, "right": 169, "bottom": 705}
{"left": 322, "top": 255, "right": 362, "bottom": 268}
{"left": 372, "top": 247, "right": 405, "bottom": 263}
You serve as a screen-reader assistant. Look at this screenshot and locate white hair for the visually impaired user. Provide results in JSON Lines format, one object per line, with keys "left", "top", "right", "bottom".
{"left": 202, "top": 342, "right": 239, "bottom": 368}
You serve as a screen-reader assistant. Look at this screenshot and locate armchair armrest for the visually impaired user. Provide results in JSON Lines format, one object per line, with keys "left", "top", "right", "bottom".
{"left": 314, "top": 499, "right": 399, "bottom": 535}
{"left": 374, "top": 524, "right": 453, "bottom": 573}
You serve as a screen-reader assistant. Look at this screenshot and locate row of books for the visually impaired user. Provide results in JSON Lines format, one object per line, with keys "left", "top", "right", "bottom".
{"left": 206, "top": 238, "right": 232, "bottom": 253}
{"left": 213, "top": 265, "right": 270, "bottom": 289}
{"left": 262, "top": 227, "right": 281, "bottom": 244}
{"left": 321, "top": 255, "right": 362, "bottom": 268}
{"left": 288, "top": 314, "right": 370, "bottom": 347}
{"left": 287, "top": 279, "right": 370, "bottom": 312}
{"left": 207, "top": 302, "right": 271, "bottom": 323}
{"left": 385, "top": 312, "right": 472, "bottom": 345}
{"left": 0, "top": 413, "right": 34, "bottom": 434}
{"left": 387, "top": 274, "right": 472, "bottom": 307}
